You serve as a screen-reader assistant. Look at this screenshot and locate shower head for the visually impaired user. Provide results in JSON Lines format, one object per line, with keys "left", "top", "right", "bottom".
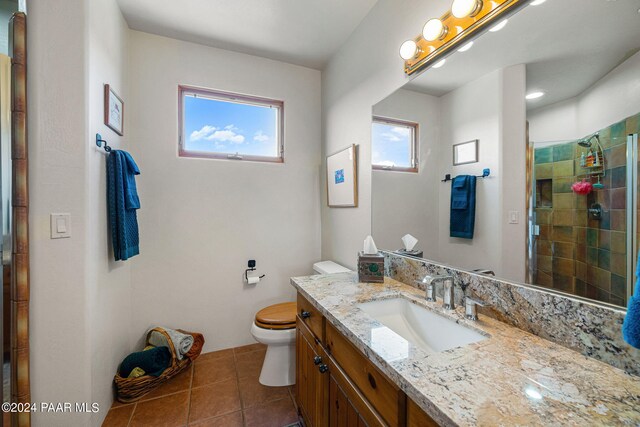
{"left": 578, "top": 132, "right": 600, "bottom": 148}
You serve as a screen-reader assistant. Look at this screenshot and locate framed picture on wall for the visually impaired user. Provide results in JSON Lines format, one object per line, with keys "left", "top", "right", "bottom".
{"left": 104, "top": 84, "right": 124, "bottom": 136}
{"left": 453, "top": 139, "right": 478, "bottom": 165}
{"left": 327, "top": 144, "right": 358, "bottom": 207}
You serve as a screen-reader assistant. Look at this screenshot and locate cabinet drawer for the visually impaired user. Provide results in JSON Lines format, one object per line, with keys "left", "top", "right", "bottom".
{"left": 297, "top": 293, "right": 324, "bottom": 342}
{"left": 407, "top": 399, "right": 439, "bottom": 427}
{"left": 326, "top": 322, "right": 405, "bottom": 427}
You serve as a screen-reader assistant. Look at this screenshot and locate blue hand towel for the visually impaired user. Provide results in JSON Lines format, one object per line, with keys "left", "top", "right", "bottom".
{"left": 107, "top": 150, "right": 141, "bottom": 261}
{"left": 450, "top": 175, "right": 476, "bottom": 239}
{"left": 622, "top": 252, "right": 640, "bottom": 348}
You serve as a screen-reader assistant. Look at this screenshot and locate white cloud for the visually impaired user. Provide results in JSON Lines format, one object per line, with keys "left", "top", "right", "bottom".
{"left": 381, "top": 132, "right": 401, "bottom": 142}
{"left": 391, "top": 126, "right": 410, "bottom": 136}
{"left": 189, "top": 124, "right": 245, "bottom": 144}
{"left": 190, "top": 125, "right": 217, "bottom": 141}
{"left": 208, "top": 129, "right": 245, "bottom": 144}
{"left": 253, "top": 131, "right": 270, "bottom": 142}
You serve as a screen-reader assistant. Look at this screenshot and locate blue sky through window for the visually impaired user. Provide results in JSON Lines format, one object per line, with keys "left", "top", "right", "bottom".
{"left": 183, "top": 95, "right": 279, "bottom": 157}
{"left": 371, "top": 121, "right": 414, "bottom": 168}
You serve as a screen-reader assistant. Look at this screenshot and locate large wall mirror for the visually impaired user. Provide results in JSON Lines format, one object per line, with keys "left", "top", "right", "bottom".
{"left": 372, "top": 0, "right": 640, "bottom": 309}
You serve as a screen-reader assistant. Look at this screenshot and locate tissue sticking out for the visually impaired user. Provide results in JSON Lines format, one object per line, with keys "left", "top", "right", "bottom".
{"left": 363, "top": 235, "right": 378, "bottom": 255}
{"left": 401, "top": 234, "right": 418, "bottom": 251}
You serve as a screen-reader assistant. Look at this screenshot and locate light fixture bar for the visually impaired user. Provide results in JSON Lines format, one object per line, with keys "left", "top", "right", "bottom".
{"left": 403, "top": 0, "right": 528, "bottom": 75}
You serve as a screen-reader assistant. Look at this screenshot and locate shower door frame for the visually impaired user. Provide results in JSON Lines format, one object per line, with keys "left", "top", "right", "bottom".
{"left": 628, "top": 133, "right": 639, "bottom": 301}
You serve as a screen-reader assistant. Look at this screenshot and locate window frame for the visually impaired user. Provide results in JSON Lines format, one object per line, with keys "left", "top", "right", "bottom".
{"left": 178, "top": 85, "right": 285, "bottom": 163}
{"left": 371, "top": 116, "right": 419, "bottom": 173}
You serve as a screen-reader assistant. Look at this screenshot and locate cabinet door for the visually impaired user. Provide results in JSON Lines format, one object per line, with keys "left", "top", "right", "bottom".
{"left": 295, "top": 319, "right": 328, "bottom": 427}
{"left": 326, "top": 352, "right": 387, "bottom": 427}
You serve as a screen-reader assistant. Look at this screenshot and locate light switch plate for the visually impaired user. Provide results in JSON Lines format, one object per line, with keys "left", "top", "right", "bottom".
{"left": 50, "top": 213, "right": 71, "bottom": 239}
{"left": 508, "top": 210, "right": 519, "bottom": 224}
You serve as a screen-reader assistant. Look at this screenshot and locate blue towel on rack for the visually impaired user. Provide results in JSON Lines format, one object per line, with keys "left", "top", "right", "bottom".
{"left": 622, "top": 252, "right": 640, "bottom": 348}
{"left": 107, "top": 150, "right": 141, "bottom": 261}
{"left": 450, "top": 175, "right": 476, "bottom": 239}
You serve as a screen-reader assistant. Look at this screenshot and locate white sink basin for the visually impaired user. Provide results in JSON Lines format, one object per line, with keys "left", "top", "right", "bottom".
{"left": 358, "top": 298, "right": 487, "bottom": 354}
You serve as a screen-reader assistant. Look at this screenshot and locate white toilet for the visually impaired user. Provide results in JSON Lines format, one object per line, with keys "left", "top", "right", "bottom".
{"left": 250, "top": 260, "right": 351, "bottom": 386}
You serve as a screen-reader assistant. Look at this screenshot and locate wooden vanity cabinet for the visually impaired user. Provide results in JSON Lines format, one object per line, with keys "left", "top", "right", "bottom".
{"left": 296, "top": 317, "right": 328, "bottom": 427}
{"left": 295, "top": 292, "right": 437, "bottom": 427}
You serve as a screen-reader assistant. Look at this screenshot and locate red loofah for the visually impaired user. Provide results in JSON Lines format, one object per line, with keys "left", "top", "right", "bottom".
{"left": 571, "top": 179, "right": 593, "bottom": 195}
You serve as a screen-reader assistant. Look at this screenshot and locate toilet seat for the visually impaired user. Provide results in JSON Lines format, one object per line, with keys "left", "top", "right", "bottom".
{"left": 255, "top": 302, "right": 296, "bottom": 330}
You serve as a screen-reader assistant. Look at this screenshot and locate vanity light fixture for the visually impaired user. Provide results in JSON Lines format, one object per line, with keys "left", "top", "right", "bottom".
{"left": 451, "top": 0, "right": 483, "bottom": 18}
{"left": 457, "top": 41, "right": 474, "bottom": 52}
{"left": 525, "top": 91, "right": 545, "bottom": 100}
{"left": 399, "top": 40, "right": 419, "bottom": 60}
{"left": 432, "top": 59, "right": 446, "bottom": 68}
{"left": 402, "top": 0, "right": 528, "bottom": 75}
{"left": 489, "top": 19, "right": 509, "bottom": 32}
{"left": 423, "top": 18, "right": 447, "bottom": 41}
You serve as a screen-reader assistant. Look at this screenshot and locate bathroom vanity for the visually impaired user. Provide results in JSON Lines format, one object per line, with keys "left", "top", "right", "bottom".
{"left": 291, "top": 272, "right": 640, "bottom": 426}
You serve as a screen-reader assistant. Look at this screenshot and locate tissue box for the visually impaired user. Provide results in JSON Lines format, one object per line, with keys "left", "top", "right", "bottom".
{"left": 357, "top": 251, "right": 385, "bottom": 283}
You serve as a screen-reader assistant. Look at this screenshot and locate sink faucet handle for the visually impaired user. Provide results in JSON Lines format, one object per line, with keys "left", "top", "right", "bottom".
{"left": 425, "top": 282, "right": 436, "bottom": 302}
{"left": 465, "top": 297, "right": 487, "bottom": 321}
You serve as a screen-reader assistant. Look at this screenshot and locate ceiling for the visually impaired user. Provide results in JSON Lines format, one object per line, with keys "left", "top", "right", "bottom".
{"left": 404, "top": 0, "right": 640, "bottom": 110}
{"left": 116, "top": 0, "right": 378, "bottom": 69}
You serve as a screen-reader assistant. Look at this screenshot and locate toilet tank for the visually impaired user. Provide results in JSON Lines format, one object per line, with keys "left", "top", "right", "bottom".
{"left": 313, "top": 261, "right": 351, "bottom": 275}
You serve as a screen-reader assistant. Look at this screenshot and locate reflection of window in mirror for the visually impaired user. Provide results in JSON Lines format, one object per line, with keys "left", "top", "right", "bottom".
{"left": 453, "top": 140, "right": 478, "bottom": 165}
{"left": 371, "top": 116, "right": 418, "bottom": 172}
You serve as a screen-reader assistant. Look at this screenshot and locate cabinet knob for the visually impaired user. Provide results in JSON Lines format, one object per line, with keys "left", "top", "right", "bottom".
{"left": 313, "top": 356, "right": 322, "bottom": 365}
{"left": 300, "top": 310, "right": 311, "bottom": 319}
{"left": 318, "top": 364, "right": 329, "bottom": 374}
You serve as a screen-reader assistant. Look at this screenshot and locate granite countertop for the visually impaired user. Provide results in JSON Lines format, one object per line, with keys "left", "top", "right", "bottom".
{"left": 290, "top": 272, "right": 640, "bottom": 426}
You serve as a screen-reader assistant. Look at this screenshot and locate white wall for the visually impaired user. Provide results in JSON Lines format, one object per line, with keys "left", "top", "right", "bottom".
{"left": 29, "top": 0, "right": 133, "bottom": 425}
{"left": 438, "top": 71, "right": 503, "bottom": 273}
{"left": 529, "top": 50, "right": 640, "bottom": 142}
{"left": 128, "top": 31, "right": 322, "bottom": 353}
{"left": 321, "top": 0, "right": 452, "bottom": 269}
{"left": 371, "top": 89, "right": 440, "bottom": 257}
{"left": 87, "top": 0, "right": 133, "bottom": 424}
{"left": 28, "top": 1, "right": 92, "bottom": 425}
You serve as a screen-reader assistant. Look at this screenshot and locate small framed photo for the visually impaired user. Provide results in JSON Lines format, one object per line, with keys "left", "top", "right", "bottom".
{"left": 104, "top": 84, "right": 124, "bottom": 136}
{"left": 327, "top": 144, "right": 358, "bottom": 207}
{"left": 453, "top": 139, "right": 478, "bottom": 165}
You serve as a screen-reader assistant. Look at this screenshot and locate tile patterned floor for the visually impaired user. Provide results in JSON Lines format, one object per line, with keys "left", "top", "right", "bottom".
{"left": 102, "top": 343, "right": 300, "bottom": 427}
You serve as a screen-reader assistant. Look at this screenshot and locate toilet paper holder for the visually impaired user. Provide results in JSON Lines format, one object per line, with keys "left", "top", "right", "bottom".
{"left": 245, "top": 260, "right": 266, "bottom": 284}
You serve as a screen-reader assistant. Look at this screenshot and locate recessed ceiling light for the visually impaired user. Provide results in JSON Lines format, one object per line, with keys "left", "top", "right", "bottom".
{"left": 458, "top": 41, "right": 474, "bottom": 52}
{"left": 489, "top": 19, "right": 508, "bottom": 32}
{"left": 423, "top": 19, "right": 447, "bottom": 41}
{"left": 432, "top": 59, "right": 446, "bottom": 69}
{"left": 526, "top": 91, "right": 545, "bottom": 100}
{"left": 399, "top": 40, "right": 419, "bottom": 60}
{"left": 530, "top": 0, "right": 547, "bottom": 5}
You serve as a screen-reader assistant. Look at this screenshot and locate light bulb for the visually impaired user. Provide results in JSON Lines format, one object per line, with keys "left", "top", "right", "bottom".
{"left": 489, "top": 19, "right": 508, "bottom": 32}
{"left": 399, "top": 40, "right": 419, "bottom": 60}
{"left": 525, "top": 91, "right": 544, "bottom": 100}
{"left": 432, "top": 59, "right": 446, "bottom": 69}
{"left": 423, "top": 19, "right": 446, "bottom": 41}
{"left": 451, "top": 0, "right": 483, "bottom": 18}
{"left": 458, "top": 41, "right": 474, "bottom": 52}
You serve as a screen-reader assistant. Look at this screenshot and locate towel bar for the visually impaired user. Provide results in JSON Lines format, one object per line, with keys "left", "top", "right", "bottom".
{"left": 96, "top": 133, "right": 112, "bottom": 153}
{"left": 441, "top": 168, "right": 490, "bottom": 182}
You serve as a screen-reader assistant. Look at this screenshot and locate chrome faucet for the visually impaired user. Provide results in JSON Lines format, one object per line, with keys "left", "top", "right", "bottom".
{"left": 464, "top": 297, "right": 487, "bottom": 321}
{"left": 422, "top": 275, "right": 455, "bottom": 310}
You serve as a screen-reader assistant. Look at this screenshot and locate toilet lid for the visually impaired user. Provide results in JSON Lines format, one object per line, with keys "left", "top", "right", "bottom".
{"left": 255, "top": 302, "right": 297, "bottom": 327}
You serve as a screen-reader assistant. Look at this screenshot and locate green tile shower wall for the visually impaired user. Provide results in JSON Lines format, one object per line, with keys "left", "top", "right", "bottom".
{"left": 533, "top": 112, "right": 640, "bottom": 307}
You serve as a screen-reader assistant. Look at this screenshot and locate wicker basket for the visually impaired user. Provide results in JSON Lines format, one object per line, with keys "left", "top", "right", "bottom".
{"left": 114, "top": 327, "right": 198, "bottom": 403}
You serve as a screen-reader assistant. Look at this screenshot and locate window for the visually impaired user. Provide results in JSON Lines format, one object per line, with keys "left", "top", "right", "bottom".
{"left": 179, "top": 86, "right": 284, "bottom": 163}
{"left": 371, "top": 116, "right": 418, "bottom": 172}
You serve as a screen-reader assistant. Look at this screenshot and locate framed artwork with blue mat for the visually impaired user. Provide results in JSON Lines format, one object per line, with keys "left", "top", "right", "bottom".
{"left": 327, "top": 144, "right": 358, "bottom": 207}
